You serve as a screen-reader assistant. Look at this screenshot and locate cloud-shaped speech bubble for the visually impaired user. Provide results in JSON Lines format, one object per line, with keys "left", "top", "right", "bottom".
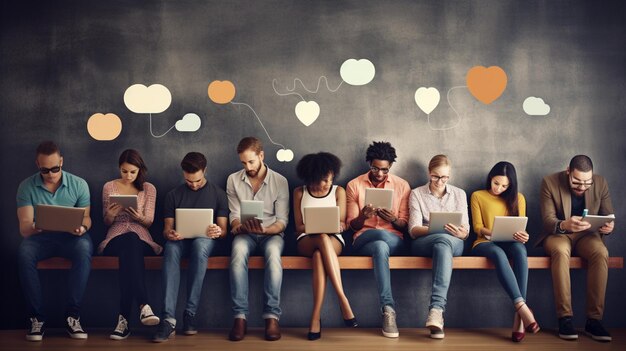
{"left": 208, "top": 80, "right": 236, "bottom": 104}
{"left": 175, "top": 113, "right": 202, "bottom": 132}
{"left": 414, "top": 87, "right": 440, "bottom": 115}
{"left": 295, "top": 101, "right": 320, "bottom": 126}
{"left": 340, "top": 59, "right": 376, "bottom": 86}
{"left": 124, "top": 84, "right": 172, "bottom": 114}
{"left": 523, "top": 97, "right": 550, "bottom": 116}
{"left": 276, "top": 149, "right": 294, "bottom": 162}
{"left": 87, "top": 113, "right": 122, "bottom": 141}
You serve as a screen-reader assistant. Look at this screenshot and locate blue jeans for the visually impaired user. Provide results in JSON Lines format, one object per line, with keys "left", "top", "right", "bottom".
{"left": 411, "top": 233, "right": 464, "bottom": 312}
{"left": 230, "top": 234, "right": 284, "bottom": 319}
{"left": 353, "top": 229, "right": 404, "bottom": 310}
{"left": 17, "top": 232, "right": 93, "bottom": 321}
{"left": 161, "top": 237, "right": 217, "bottom": 322}
{"left": 472, "top": 241, "right": 528, "bottom": 304}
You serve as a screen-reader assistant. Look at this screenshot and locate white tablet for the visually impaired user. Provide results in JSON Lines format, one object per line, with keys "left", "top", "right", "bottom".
{"left": 241, "top": 200, "right": 264, "bottom": 223}
{"left": 428, "top": 212, "right": 463, "bottom": 234}
{"left": 109, "top": 195, "right": 138, "bottom": 209}
{"left": 364, "top": 188, "right": 394, "bottom": 210}
{"left": 175, "top": 208, "right": 213, "bottom": 238}
{"left": 582, "top": 214, "right": 615, "bottom": 233}
{"left": 35, "top": 204, "right": 86, "bottom": 233}
{"left": 490, "top": 216, "right": 528, "bottom": 241}
{"left": 304, "top": 206, "right": 341, "bottom": 234}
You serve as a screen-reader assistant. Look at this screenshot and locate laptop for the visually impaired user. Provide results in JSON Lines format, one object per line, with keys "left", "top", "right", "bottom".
{"left": 364, "top": 188, "right": 394, "bottom": 210}
{"left": 241, "top": 200, "right": 264, "bottom": 223}
{"left": 109, "top": 195, "right": 138, "bottom": 209}
{"left": 175, "top": 208, "right": 214, "bottom": 238}
{"left": 428, "top": 211, "right": 463, "bottom": 234}
{"left": 304, "top": 206, "right": 341, "bottom": 234}
{"left": 35, "top": 204, "right": 86, "bottom": 233}
{"left": 490, "top": 216, "right": 528, "bottom": 241}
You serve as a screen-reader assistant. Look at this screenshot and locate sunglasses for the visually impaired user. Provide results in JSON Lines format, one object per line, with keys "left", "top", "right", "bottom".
{"left": 39, "top": 165, "right": 61, "bottom": 174}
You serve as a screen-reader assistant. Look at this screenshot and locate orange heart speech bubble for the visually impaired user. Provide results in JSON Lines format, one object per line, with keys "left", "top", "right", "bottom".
{"left": 466, "top": 66, "right": 507, "bottom": 105}
{"left": 87, "top": 113, "right": 122, "bottom": 141}
{"left": 208, "top": 80, "right": 236, "bottom": 104}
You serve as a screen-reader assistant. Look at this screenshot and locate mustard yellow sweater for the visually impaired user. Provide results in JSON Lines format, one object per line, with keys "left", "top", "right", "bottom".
{"left": 470, "top": 189, "right": 526, "bottom": 248}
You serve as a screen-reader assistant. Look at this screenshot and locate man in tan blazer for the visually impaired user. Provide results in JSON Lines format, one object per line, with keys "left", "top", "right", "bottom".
{"left": 538, "top": 155, "right": 614, "bottom": 342}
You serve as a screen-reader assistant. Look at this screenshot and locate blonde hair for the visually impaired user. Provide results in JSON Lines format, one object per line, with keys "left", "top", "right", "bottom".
{"left": 428, "top": 154, "right": 450, "bottom": 172}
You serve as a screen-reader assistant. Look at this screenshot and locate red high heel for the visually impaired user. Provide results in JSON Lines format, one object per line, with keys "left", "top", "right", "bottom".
{"left": 516, "top": 303, "right": 540, "bottom": 334}
{"left": 511, "top": 312, "right": 525, "bottom": 342}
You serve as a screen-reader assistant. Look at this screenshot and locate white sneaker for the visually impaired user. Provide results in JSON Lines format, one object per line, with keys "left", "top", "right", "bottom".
{"left": 140, "top": 304, "right": 160, "bottom": 326}
{"left": 425, "top": 308, "right": 445, "bottom": 339}
{"left": 26, "top": 317, "right": 44, "bottom": 341}
{"left": 66, "top": 316, "right": 88, "bottom": 339}
{"left": 382, "top": 305, "right": 399, "bottom": 338}
{"left": 110, "top": 315, "right": 130, "bottom": 340}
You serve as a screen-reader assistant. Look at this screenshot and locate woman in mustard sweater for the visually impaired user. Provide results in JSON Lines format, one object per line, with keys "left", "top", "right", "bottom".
{"left": 470, "top": 161, "right": 539, "bottom": 342}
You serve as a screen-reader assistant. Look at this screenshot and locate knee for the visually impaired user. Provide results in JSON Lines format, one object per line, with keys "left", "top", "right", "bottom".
{"left": 73, "top": 236, "right": 93, "bottom": 259}
{"left": 589, "top": 245, "right": 609, "bottom": 262}
{"left": 231, "top": 244, "right": 250, "bottom": 266}
{"left": 548, "top": 245, "right": 570, "bottom": 260}
{"left": 164, "top": 241, "right": 183, "bottom": 260}
{"left": 193, "top": 238, "right": 215, "bottom": 257}
{"left": 312, "top": 250, "right": 322, "bottom": 261}
{"left": 264, "top": 246, "right": 282, "bottom": 263}
{"left": 17, "top": 241, "right": 38, "bottom": 265}
{"left": 512, "top": 242, "right": 527, "bottom": 256}
{"left": 370, "top": 241, "right": 390, "bottom": 258}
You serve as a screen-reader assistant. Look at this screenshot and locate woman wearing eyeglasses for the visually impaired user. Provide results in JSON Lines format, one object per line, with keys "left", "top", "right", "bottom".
{"left": 408, "top": 155, "right": 469, "bottom": 339}
{"left": 470, "top": 161, "right": 539, "bottom": 342}
{"left": 293, "top": 152, "right": 357, "bottom": 340}
{"left": 98, "top": 149, "right": 162, "bottom": 340}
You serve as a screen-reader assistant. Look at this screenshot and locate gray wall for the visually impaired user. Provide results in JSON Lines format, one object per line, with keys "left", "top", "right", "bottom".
{"left": 1, "top": 0, "right": 624, "bottom": 330}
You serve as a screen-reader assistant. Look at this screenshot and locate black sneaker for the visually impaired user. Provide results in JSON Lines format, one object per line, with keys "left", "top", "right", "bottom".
{"left": 110, "top": 315, "right": 130, "bottom": 340}
{"left": 585, "top": 319, "right": 612, "bottom": 342}
{"left": 152, "top": 320, "right": 175, "bottom": 343}
{"left": 26, "top": 317, "right": 44, "bottom": 342}
{"left": 558, "top": 316, "right": 578, "bottom": 340}
{"left": 66, "top": 316, "right": 88, "bottom": 339}
{"left": 183, "top": 311, "right": 198, "bottom": 335}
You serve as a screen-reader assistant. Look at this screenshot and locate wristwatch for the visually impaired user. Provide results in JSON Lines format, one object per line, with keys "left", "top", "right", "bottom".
{"left": 556, "top": 220, "right": 567, "bottom": 234}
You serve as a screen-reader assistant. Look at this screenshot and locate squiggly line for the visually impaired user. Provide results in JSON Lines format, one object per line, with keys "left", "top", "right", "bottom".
{"left": 149, "top": 113, "right": 176, "bottom": 138}
{"left": 427, "top": 86, "right": 467, "bottom": 131}
{"left": 273, "top": 76, "right": 343, "bottom": 98}
{"left": 230, "top": 101, "right": 287, "bottom": 149}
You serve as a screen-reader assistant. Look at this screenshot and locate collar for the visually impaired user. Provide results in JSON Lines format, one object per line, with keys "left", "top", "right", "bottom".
{"left": 35, "top": 170, "right": 67, "bottom": 189}
{"left": 241, "top": 164, "right": 271, "bottom": 185}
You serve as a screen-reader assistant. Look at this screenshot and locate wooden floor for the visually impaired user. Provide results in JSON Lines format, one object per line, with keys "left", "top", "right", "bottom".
{"left": 1, "top": 328, "right": 624, "bottom": 350}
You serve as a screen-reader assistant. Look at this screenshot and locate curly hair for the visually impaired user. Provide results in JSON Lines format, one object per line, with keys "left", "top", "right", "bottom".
{"left": 365, "top": 141, "right": 397, "bottom": 163}
{"left": 296, "top": 152, "right": 342, "bottom": 186}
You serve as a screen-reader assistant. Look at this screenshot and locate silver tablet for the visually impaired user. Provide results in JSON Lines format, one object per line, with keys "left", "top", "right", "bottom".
{"left": 241, "top": 200, "right": 264, "bottom": 223}
{"left": 490, "top": 216, "right": 528, "bottom": 241}
{"left": 304, "top": 206, "right": 341, "bottom": 234}
{"left": 428, "top": 211, "right": 463, "bottom": 234}
{"left": 582, "top": 214, "right": 615, "bottom": 233}
{"left": 175, "top": 208, "right": 214, "bottom": 238}
{"left": 109, "top": 195, "right": 138, "bottom": 209}
{"left": 364, "top": 188, "right": 394, "bottom": 210}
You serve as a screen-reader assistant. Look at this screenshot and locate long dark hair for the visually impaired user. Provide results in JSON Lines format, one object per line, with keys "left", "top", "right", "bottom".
{"left": 119, "top": 149, "right": 148, "bottom": 191}
{"left": 486, "top": 161, "right": 519, "bottom": 216}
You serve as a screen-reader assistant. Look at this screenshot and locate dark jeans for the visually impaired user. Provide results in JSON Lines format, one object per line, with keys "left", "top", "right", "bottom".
{"left": 18, "top": 232, "right": 93, "bottom": 321}
{"left": 102, "top": 232, "right": 152, "bottom": 319}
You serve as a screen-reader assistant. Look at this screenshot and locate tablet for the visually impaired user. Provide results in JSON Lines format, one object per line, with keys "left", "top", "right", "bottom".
{"left": 428, "top": 211, "right": 463, "bottom": 234}
{"left": 364, "top": 188, "right": 394, "bottom": 210}
{"left": 490, "top": 216, "right": 528, "bottom": 241}
{"left": 175, "top": 208, "right": 214, "bottom": 238}
{"left": 35, "top": 204, "right": 86, "bottom": 233}
{"left": 241, "top": 200, "right": 264, "bottom": 223}
{"left": 304, "top": 206, "right": 341, "bottom": 234}
{"left": 109, "top": 195, "right": 138, "bottom": 209}
{"left": 582, "top": 214, "right": 615, "bottom": 233}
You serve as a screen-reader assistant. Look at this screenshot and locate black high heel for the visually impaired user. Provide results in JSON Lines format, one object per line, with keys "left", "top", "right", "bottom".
{"left": 343, "top": 317, "right": 358, "bottom": 328}
{"left": 307, "top": 320, "right": 321, "bottom": 341}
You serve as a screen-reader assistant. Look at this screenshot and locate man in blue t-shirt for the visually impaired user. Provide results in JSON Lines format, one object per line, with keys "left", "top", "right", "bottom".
{"left": 152, "top": 152, "right": 229, "bottom": 343}
{"left": 16, "top": 141, "right": 93, "bottom": 341}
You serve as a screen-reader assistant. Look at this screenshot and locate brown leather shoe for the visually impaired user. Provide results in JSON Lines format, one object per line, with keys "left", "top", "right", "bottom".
{"left": 228, "top": 318, "right": 247, "bottom": 341}
{"left": 264, "top": 318, "right": 281, "bottom": 341}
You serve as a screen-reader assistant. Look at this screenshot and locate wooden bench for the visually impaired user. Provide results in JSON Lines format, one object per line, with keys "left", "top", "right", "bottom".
{"left": 37, "top": 256, "right": 624, "bottom": 270}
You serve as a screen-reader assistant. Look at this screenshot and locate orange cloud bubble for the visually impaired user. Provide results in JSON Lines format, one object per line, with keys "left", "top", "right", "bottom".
{"left": 208, "top": 80, "right": 236, "bottom": 104}
{"left": 87, "top": 113, "right": 122, "bottom": 141}
{"left": 466, "top": 66, "right": 507, "bottom": 105}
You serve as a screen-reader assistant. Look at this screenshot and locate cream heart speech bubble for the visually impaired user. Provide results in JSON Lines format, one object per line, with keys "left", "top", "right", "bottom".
{"left": 295, "top": 101, "right": 320, "bottom": 126}
{"left": 414, "top": 87, "right": 440, "bottom": 115}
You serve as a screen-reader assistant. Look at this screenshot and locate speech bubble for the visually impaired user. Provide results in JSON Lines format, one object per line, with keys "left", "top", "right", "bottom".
{"left": 87, "top": 113, "right": 122, "bottom": 141}
{"left": 466, "top": 66, "right": 507, "bottom": 104}
{"left": 208, "top": 80, "right": 236, "bottom": 104}
{"left": 523, "top": 97, "right": 550, "bottom": 116}
{"left": 340, "top": 59, "right": 376, "bottom": 86}
{"left": 276, "top": 149, "right": 294, "bottom": 162}
{"left": 295, "top": 101, "right": 320, "bottom": 126}
{"left": 414, "top": 87, "right": 440, "bottom": 114}
{"left": 124, "top": 84, "right": 172, "bottom": 113}
{"left": 175, "top": 113, "right": 202, "bottom": 132}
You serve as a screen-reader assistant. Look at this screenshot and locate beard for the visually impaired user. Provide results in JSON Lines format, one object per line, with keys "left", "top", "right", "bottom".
{"left": 246, "top": 163, "right": 262, "bottom": 177}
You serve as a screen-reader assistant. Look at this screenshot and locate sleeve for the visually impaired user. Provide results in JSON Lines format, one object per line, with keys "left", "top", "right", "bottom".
{"left": 215, "top": 187, "right": 230, "bottom": 218}
{"left": 396, "top": 181, "right": 410, "bottom": 222}
{"left": 470, "top": 192, "right": 485, "bottom": 235}
{"left": 16, "top": 179, "right": 33, "bottom": 208}
{"left": 345, "top": 179, "right": 360, "bottom": 226}
{"left": 76, "top": 178, "right": 91, "bottom": 208}
{"left": 458, "top": 189, "right": 470, "bottom": 230}
{"left": 143, "top": 183, "right": 156, "bottom": 224}
{"left": 408, "top": 189, "right": 423, "bottom": 232}
{"left": 518, "top": 193, "right": 526, "bottom": 217}
{"left": 539, "top": 177, "right": 560, "bottom": 235}
{"left": 102, "top": 182, "right": 111, "bottom": 217}
{"left": 274, "top": 176, "right": 290, "bottom": 227}
{"left": 226, "top": 174, "right": 241, "bottom": 224}
{"left": 163, "top": 189, "right": 176, "bottom": 219}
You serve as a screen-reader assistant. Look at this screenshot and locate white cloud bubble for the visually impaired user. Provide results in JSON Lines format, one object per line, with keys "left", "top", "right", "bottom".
{"left": 523, "top": 96, "right": 550, "bottom": 116}
{"left": 295, "top": 101, "right": 320, "bottom": 126}
{"left": 414, "top": 87, "right": 441, "bottom": 115}
{"left": 175, "top": 113, "right": 201, "bottom": 132}
{"left": 340, "top": 59, "right": 376, "bottom": 86}
{"left": 124, "top": 84, "right": 172, "bottom": 114}
{"left": 276, "top": 149, "right": 294, "bottom": 162}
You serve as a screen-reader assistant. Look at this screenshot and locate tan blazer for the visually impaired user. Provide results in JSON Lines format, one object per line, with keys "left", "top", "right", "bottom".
{"left": 536, "top": 171, "right": 614, "bottom": 247}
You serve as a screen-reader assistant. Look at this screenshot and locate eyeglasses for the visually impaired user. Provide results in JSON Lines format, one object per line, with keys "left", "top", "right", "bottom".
{"left": 370, "top": 166, "right": 390, "bottom": 174}
{"left": 39, "top": 165, "right": 61, "bottom": 174}
{"left": 569, "top": 175, "right": 593, "bottom": 188}
{"left": 430, "top": 175, "right": 450, "bottom": 182}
